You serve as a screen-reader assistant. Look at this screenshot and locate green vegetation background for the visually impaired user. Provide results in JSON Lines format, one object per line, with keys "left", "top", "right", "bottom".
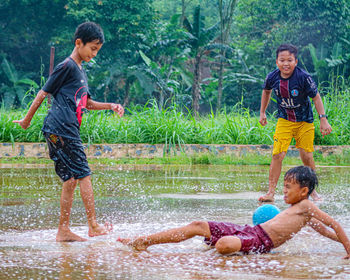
{"left": 0, "top": 0, "right": 349, "bottom": 146}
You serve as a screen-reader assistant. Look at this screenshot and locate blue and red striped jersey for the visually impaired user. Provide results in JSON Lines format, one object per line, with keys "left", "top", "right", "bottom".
{"left": 263, "top": 66, "right": 318, "bottom": 123}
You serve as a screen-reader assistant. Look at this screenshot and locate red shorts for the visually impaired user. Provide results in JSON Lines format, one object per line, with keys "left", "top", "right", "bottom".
{"left": 204, "top": 222, "right": 274, "bottom": 254}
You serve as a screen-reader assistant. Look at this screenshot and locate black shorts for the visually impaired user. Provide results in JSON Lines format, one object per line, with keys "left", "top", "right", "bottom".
{"left": 45, "top": 133, "right": 91, "bottom": 182}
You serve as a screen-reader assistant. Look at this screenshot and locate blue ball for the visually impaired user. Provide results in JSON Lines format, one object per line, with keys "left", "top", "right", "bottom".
{"left": 252, "top": 204, "right": 281, "bottom": 225}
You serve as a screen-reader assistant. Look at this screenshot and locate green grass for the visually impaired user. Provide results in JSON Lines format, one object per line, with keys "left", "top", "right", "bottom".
{"left": 1, "top": 149, "right": 349, "bottom": 166}
{"left": 313, "top": 76, "right": 350, "bottom": 145}
{"left": 78, "top": 102, "right": 277, "bottom": 145}
{"left": 1, "top": 101, "right": 277, "bottom": 145}
{"left": 1, "top": 80, "right": 349, "bottom": 146}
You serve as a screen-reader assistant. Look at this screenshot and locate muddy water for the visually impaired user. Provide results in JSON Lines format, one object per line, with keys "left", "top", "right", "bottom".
{"left": 0, "top": 164, "right": 350, "bottom": 279}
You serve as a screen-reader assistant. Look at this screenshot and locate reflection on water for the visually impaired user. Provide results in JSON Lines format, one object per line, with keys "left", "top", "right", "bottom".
{"left": 1, "top": 164, "right": 350, "bottom": 279}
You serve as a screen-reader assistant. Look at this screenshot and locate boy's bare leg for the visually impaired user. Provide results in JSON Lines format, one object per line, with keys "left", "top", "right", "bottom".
{"left": 118, "top": 221, "right": 211, "bottom": 250}
{"left": 259, "top": 152, "right": 286, "bottom": 202}
{"left": 299, "top": 149, "right": 321, "bottom": 201}
{"left": 56, "top": 178, "right": 87, "bottom": 242}
{"left": 79, "top": 176, "right": 112, "bottom": 237}
{"left": 215, "top": 236, "right": 242, "bottom": 255}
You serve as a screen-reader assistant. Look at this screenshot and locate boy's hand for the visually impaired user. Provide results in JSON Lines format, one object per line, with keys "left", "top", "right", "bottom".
{"left": 13, "top": 119, "right": 30, "bottom": 129}
{"left": 320, "top": 118, "right": 332, "bottom": 137}
{"left": 343, "top": 255, "right": 350, "bottom": 259}
{"left": 111, "top": 103, "right": 124, "bottom": 117}
{"left": 259, "top": 113, "right": 268, "bottom": 126}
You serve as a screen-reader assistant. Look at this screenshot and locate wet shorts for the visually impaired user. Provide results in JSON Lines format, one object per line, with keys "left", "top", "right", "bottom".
{"left": 204, "top": 222, "right": 274, "bottom": 254}
{"left": 45, "top": 133, "right": 91, "bottom": 182}
{"left": 273, "top": 118, "right": 315, "bottom": 155}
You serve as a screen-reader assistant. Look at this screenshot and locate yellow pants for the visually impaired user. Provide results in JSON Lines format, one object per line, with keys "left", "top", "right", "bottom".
{"left": 273, "top": 118, "right": 315, "bottom": 155}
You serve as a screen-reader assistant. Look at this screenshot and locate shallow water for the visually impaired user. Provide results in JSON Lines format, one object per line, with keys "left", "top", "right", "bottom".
{"left": 0, "top": 164, "right": 350, "bottom": 279}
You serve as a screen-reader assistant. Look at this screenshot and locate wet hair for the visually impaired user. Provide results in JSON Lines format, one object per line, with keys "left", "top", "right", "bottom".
{"left": 284, "top": 166, "right": 318, "bottom": 196}
{"left": 276, "top": 44, "right": 298, "bottom": 59}
{"left": 73, "top": 22, "right": 104, "bottom": 45}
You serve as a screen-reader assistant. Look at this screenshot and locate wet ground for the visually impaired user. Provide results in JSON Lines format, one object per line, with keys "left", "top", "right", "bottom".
{"left": 0, "top": 164, "right": 350, "bottom": 279}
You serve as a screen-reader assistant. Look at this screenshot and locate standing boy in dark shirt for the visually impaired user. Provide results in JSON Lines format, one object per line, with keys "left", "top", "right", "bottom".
{"left": 13, "top": 22, "right": 124, "bottom": 242}
{"left": 258, "top": 44, "right": 332, "bottom": 203}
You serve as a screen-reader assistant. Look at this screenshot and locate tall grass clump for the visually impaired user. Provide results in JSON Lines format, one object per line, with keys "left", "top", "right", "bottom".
{"left": 196, "top": 106, "right": 275, "bottom": 145}
{"left": 80, "top": 100, "right": 198, "bottom": 146}
{"left": 0, "top": 103, "right": 46, "bottom": 143}
{"left": 80, "top": 100, "right": 276, "bottom": 145}
{"left": 314, "top": 75, "right": 350, "bottom": 145}
{"left": 1, "top": 83, "right": 349, "bottom": 146}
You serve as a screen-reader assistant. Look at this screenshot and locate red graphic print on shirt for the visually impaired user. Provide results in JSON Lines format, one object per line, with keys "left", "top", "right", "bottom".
{"left": 75, "top": 86, "right": 88, "bottom": 126}
{"left": 279, "top": 79, "right": 296, "bottom": 122}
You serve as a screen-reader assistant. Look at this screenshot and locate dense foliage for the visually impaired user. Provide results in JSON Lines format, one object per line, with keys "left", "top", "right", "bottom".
{"left": 0, "top": 0, "right": 349, "bottom": 120}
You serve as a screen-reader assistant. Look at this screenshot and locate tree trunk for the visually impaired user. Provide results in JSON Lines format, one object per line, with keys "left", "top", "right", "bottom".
{"left": 217, "top": 0, "right": 224, "bottom": 113}
{"left": 163, "top": 59, "right": 174, "bottom": 108}
{"left": 217, "top": 60, "right": 224, "bottom": 113}
{"left": 216, "top": 0, "right": 237, "bottom": 113}
{"left": 181, "top": 0, "right": 186, "bottom": 26}
{"left": 158, "top": 91, "right": 164, "bottom": 109}
{"left": 103, "top": 84, "right": 109, "bottom": 103}
{"left": 123, "top": 79, "right": 130, "bottom": 108}
{"left": 192, "top": 53, "right": 202, "bottom": 115}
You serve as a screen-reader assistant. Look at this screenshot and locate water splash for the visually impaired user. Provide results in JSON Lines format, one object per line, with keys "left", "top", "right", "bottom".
{"left": 1, "top": 165, "right": 350, "bottom": 279}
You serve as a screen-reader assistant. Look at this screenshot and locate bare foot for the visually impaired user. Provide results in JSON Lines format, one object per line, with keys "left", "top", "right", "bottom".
{"left": 258, "top": 193, "right": 275, "bottom": 202}
{"left": 117, "top": 237, "right": 148, "bottom": 251}
{"left": 56, "top": 228, "right": 87, "bottom": 242}
{"left": 88, "top": 222, "right": 113, "bottom": 237}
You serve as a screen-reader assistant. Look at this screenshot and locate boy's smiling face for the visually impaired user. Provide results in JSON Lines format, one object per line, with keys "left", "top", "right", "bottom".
{"left": 276, "top": 50, "right": 298, "bottom": 79}
{"left": 283, "top": 178, "right": 309, "bottom": 205}
{"left": 76, "top": 39, "right": 103, "bottom": 63}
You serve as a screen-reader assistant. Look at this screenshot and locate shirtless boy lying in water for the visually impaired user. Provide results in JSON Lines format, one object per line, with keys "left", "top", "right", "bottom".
{"left": 118, "top": 166, "right": 350, "bottom": 258}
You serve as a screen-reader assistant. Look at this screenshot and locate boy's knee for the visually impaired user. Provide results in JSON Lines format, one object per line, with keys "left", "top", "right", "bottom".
{"left": 187, "top": 221, "right": 211, "bottom": 238}
{"left": 78, "top": 175, "right": 91, "bottom": 182}
{"left": 299, "top": 149, "right": 314, "bottom": 161}
{"left": 63, "top": 177, "right": 78, "bottom": 188}
{"left": 272, "top": 152, "right": 286, "bottom": 162}
{"left": 215, "top": 236, "right": 242, "bottom": 255}
{"left": 189, "top": 221, "right": 207, "bottom": 230}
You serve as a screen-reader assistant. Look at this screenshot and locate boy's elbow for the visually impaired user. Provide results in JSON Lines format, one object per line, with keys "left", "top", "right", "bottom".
{"left": 312, "top": 92, "right": 321, "bottom": 101}
{"left": 330, "top": 221, "right": 341, "bottom": 230}
{"left": 262, "top": 89, "right": 271, "bottom": 95}
{"left": 86, "top": 99, "right": 94, "bottom": 109}
{"left": 38, "top": 90, "right": 49, "bottom": 99}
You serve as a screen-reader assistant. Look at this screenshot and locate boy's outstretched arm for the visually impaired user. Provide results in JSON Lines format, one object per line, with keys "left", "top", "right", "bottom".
{"left": 86, "top": 98, "right": 124, "bottom": 117}
{"left": 308, "top": 218, "right": 339, "bottom": 242}
{"left": 312, "top": 93, "right": 332, "bottom": 136}
{"left": 13, "top": 90, "right": 48, "bottom": 129}
{"left": 259, "top": 89, "right": 272, "bottom": 126}
{"left": 310, "top": 204, "right": 350, "bottom": 258}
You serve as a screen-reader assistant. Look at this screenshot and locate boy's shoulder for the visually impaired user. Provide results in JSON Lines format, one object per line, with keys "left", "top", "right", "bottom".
{"left": 53, "top": 57, "right": 80, "bottom": 73}
{"left": 294, "top": 67, "right": 318, "bottom": 90}
{"left": 266, "top": 68, "right": 280, "bottom": 78}
{"left": 294, "top": 198, "right": 318, "bottom": 213}
{"left": 294, "top": 66, "right": 312, "bottom": 78}
{"left": 298, "top": 198, "right": 313, "bottom": 206}
{"left": 56, "top": 57, "right": 75, "bottom": 70}
{"left": 50, "top": 57, "right": 83, "bottom": 80}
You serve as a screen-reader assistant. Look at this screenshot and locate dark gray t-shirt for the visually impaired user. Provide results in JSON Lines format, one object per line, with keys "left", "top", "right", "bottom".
{"left": 42, "top": 57, "right": 91, "bottom": 140}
